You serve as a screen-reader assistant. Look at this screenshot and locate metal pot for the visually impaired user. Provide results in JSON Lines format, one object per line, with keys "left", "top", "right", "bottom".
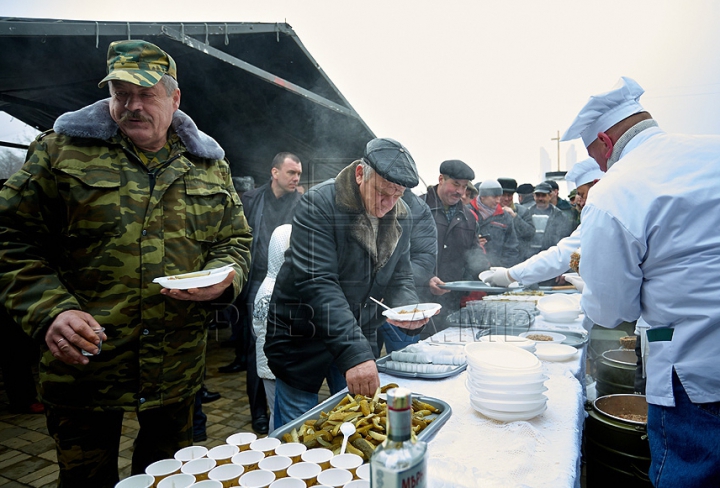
{"left": 584, "top": 394, "right": 651, "bottom": 487}
{"left": 594, "top": 348, "right": 636, "bottom": 397}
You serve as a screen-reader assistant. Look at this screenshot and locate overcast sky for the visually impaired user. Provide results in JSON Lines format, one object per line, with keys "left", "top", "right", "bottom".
{"left": 2, "top": 0, "right": 720, "bottom": 190}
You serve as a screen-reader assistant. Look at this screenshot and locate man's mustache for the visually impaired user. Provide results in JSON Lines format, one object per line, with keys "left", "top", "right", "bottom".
{"left": 119, "top": 110, "right": 151, "bottom": 123}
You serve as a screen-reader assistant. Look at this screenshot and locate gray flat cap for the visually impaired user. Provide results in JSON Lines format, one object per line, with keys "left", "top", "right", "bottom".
{"left": 439, "top": 159, "right": 475, "bottom": 181}
{"left": 363, "top": 138, "right": 419, "bottom": 188}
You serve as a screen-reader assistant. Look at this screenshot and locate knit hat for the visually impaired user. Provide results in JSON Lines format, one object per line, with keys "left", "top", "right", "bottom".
{"left": 477, "top": 179, "right": 503, "bottom": 197}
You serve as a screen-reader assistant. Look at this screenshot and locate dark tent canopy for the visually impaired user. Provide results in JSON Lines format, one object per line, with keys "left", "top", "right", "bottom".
{"left": 0, "top": 17, "right": 375, "bottom": 185}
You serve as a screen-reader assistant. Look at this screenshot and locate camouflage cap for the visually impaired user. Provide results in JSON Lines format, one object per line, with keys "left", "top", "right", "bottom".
{"left": 98, "top": 40, "right": 177, "bottom": 88}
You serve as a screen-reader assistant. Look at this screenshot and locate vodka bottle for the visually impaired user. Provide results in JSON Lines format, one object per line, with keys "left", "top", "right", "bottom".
{"left": 370, "top": 387, "right": 427, "bottom": 488}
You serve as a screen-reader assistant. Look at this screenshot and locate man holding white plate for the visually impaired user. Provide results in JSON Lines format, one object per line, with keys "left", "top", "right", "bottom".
{"left": 0, "top": 40, "right": 251, "bottom": 487}
{"left": 265, "top": 138, "right": 432, "bottom": 429}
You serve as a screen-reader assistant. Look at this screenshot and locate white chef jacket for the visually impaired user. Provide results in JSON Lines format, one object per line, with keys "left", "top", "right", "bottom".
{"left": 580, "top": 125, "right": 720, "bottom": 407}
{"left": 510, "top": 225, "right": 581, "bottom": 285}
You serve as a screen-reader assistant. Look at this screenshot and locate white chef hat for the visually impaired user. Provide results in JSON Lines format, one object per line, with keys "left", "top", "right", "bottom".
{"left": 561, "top": 77, "right": 645, "bottom": 146}
{"left": 565, "top": 158, "right": 604, "bottom": 187}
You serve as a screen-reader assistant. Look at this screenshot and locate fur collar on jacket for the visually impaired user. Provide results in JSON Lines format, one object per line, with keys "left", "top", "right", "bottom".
{"left": 334, "top": 162, "right": 408, "bottom": 273}
{"left": 53, "top": 98, "right": 225, "bottom": 160}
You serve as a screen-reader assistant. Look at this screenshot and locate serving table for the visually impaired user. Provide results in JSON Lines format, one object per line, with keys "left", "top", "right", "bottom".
{"left": 377, "top": 324, "right": 586, "bottom": 488}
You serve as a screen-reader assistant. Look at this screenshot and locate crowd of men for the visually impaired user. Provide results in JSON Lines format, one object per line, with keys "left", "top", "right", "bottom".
{"left": 0, "top": 37, "right": 717, "bottom": 488}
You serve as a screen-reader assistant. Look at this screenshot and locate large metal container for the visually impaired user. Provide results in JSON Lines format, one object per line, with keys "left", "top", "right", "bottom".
{"left": 594, "top": 348, "right": 636, "bottom": 397}
{"left": 585, "top": 394, "right": 651, "bottom": 487}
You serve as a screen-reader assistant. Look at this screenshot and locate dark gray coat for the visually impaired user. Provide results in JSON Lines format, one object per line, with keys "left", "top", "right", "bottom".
{"left": 265, "top": 162, "right": 418, "bottom": 393}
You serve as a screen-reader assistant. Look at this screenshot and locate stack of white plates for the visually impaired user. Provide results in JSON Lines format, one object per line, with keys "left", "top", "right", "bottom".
{"left": 478, "top": 334, "right": 537, "bottom": 354}
{"left": 464, "top": 342, "right": 548, "bottom": 421}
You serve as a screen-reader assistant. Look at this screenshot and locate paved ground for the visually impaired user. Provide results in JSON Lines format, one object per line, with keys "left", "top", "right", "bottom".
{"left": 0, "top": 326, "right": 310, "bottom": 487}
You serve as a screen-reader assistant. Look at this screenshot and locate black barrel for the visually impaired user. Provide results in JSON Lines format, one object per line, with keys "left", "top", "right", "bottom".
{"left": 595, "top": 349, "right": 636, "bottom": 397}
{"left": 585, "top": 394, "right": 651, "bottom": 487}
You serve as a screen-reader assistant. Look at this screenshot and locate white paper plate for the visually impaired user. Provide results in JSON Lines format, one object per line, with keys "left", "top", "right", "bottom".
{"left": 519, "top": 331, "right": 567, "bottom": 343}
{"left": 471, "top": 394, "right": 547, "bottom": 413}
{"left": 534, "top": 343, "right": 579, "bottom": 361}
{"left": 153, "top": 265, "right": 234, "bottom": 290}
{"left": 382, "top": 303, "right": 442, "bottom": 321}
{"left": 471, "top": 398, "right": 547, "bottom": 422}
{"left": 465, "top": 342, "right": 541, "bottom": 371}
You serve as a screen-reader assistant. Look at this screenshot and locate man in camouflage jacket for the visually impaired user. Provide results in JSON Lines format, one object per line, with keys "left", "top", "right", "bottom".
{"left": 0, "top": 40, "right": 251, "bottom": 487}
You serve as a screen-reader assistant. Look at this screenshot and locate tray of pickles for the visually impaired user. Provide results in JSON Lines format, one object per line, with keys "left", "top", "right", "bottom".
{"left": 268, "top": 383, "right": 451, "bottom": 460}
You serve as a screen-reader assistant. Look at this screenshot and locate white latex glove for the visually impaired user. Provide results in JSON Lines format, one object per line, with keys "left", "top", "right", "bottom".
{"left": 480, "top": 267, "right": 515, "bottom": 287}
{"left": 563, "top": 273, "right": 585, "bottom": 292}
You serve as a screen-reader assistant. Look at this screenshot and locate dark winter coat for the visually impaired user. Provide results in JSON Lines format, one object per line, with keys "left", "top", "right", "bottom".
{"left": 471, "top": 199, "right": 520, "bottom": 267}
{"left": 265, "top": 162, "right": 419, "bottom": 393}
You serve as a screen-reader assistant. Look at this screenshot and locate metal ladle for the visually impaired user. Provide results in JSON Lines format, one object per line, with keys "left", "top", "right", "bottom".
{"left": 339, "top": 422, "right": 356, "bottom": 455}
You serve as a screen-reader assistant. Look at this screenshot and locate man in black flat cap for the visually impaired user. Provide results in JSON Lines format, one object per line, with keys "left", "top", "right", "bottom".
{"left": 498, "top": 177, "right": 535, "bottom": 247}
{"left": 420, "top": 160, "right": 489, "bottom": 326}
{"left": 516, "top": 183, "right": 535, "bottom": 207}
{"left": 265, "top": 138, "right": 431, "bottom": 429}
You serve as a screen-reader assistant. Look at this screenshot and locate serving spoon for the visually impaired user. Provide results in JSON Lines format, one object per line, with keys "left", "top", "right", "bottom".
{"left": 369, "top": 296, "right": 392, "bottom": 311}
{"left": 339, "top": 422, "right": 356, "bottom": 455}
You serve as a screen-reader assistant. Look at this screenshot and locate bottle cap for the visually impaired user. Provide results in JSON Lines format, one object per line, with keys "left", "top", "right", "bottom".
{"left": 386, "top": 387, "right": 412, "bottom": 410}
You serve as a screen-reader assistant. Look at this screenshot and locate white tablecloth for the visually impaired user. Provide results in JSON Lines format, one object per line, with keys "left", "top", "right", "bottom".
{"left": 379, "top": 327, "right": 585, "bottom": 488}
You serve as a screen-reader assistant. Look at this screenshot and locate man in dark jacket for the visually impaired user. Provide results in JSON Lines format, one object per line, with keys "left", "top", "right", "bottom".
{"left": 421, "top": 160, "right": 489, "bottom": 324}
{"left": 265, "top": 138, "right": 430, "bottom": 429}
{"left": 471, "top": 179, "right": 520, "bottom": 267}
{"left": 218, "top": 152, "right": 303, "bottom": 434}
{"left": 518, "top": 182, "right": 575, "bottom": 271}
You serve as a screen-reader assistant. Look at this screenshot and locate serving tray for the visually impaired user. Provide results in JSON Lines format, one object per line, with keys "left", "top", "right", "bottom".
{"left": 376, "top": 354, "right": 467, "bottom": 379}
{"left": 439, "top": 281, "right": 522, "bottom": 294}
{"left": 269, "top": 388, "right": 452, "bottom": 443}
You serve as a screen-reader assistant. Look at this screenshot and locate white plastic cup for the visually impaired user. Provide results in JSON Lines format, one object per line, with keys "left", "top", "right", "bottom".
{"left": 208, "top": 444, "right": 240, "bottom": 466}
{"left": 258, "top": 455, "right": 292, "bottom": 479}
{"left": 269, "top": 477, "right": 306, "bottom": 488}
{"left": 286, "top": 462, "right": 322, "bottom": 487}
{"left": 208, "top": 463, "right": 245, "bottom": 488}
{"left": 175, "top": 446, "right": 209, "bottom": 463}
{"left": 226, "top": 432, "right": 258, "bottom": 451}
{"left": 250, "top": 437, "right": 282, "bottom": 456}
{"left": 355, "top": 463, "right": 370, "bottom": 482}
{"left": 145, "top": 459, "right": 182, "bottom": 486}
{"left": 239, "top": 468, "right": 276, "bottom": 488}
{"left": 232, "top": 449, "right": 265, "bottom": 472}
{"left": 301, "top": 448, "right": 333, "bottom": 470}
{"left": 189, "top": 481, "right": 223, "bottom": 488}
{"left": 329, "top": 454, "right": 363, "bottom": 478}
{"left": 182, "top": 458, "right": 217, "bottom": 482}
{"left": 274, "top": 442, "right": 307, "bottom": 463}
{"left": 157, "top": 473, "right": 196, "bottom": 488}
{"left": 316, "top": 468, "right": 353, "bottom": 488}
{"left": 82, "top": 326, "right": 106, "bottom": 356}
{"left": 343, "top": 480, "right": 370, "bottom": 488}
{"left": 115, "top": 474, "right": 155, "bottom": 488}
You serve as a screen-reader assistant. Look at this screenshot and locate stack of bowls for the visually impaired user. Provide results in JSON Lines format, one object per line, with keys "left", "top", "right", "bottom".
{"left": 464, "top": 342, "right": 548, "bottom": 421}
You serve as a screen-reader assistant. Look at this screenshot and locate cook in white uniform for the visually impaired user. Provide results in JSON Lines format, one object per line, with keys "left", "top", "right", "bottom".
{"left": 561, "top": 76, "right": 720, "bottom": 488}
{"left": 482, "top": 158, "right": 602, "bottom": 291}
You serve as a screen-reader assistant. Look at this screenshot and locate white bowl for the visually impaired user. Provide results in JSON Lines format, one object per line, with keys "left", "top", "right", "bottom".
{"left": 519, "top": 331, "right": 567, "bottom": 343}
{"left": 382, "top": 302, "right": 442, "bottom": 321}
{"left": 471, "top": 395, "right": 547, "bottom": 413}
{"left": 466, "top": 381, "right": 548, "bottom": 401}
{"left": 464, "top": 342, "right": 541, "bottom": 371}
{"left": 471, "top": 398, "right": 547, "bottom": 422}
{"left": 467, "top": 374, "right": 548, "bottom": 392}
{"left": 536, "top": 294, "right": 581, "bottom": 322}
{"left": 466, "top": 364, "right": 544, "bottom": 382}
{"left": 153, "top": 265, "right": 234, "bottom": 290}
{"left": 534, "top": 343, "right": 579, "bottom": 361}
{"left": 479, "top": 335, "right": 536, "bottom": 351}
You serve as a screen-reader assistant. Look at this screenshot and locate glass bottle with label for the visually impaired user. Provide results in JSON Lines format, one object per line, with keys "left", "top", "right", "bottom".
{"left": 370, "top": 387, "right": 427, "bottom": 488}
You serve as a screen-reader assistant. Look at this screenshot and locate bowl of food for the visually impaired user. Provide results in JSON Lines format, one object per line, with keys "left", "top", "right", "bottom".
{"left": 381, "top": 303, "right": 442, "bottom": 321}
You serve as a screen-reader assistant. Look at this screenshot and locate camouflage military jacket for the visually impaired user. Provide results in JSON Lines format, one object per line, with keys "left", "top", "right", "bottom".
{"left": 0, "top": 99, "right": 252, "bottom": 411}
